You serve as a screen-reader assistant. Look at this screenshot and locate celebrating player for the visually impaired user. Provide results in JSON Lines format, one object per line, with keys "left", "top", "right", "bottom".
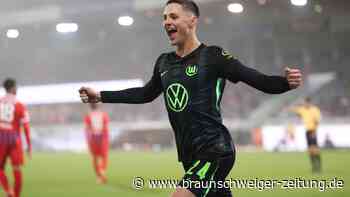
{"left": 0, "top": 78, "right": 31, "bottom": 197}
{"left": 290, "top": 97, "right": 322, "bottom": 173}
{"left": 84, "top": 103, "right": 109, "bottom": 184}
{"left": 79, "top": 0, "right": 302, "bottom": 196}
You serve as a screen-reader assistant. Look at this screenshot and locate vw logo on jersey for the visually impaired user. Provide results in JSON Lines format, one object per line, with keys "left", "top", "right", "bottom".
{"left": 166, "top": 83, "right": 189, "bottom": 112}
{"left": 185, "top": 65, "right": 198, "bottom": 77}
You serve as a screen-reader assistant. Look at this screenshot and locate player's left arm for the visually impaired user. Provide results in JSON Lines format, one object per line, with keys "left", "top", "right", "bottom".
{"left": 23, "top": 122, "right": 31, "bottom": 158}
{"left": 103, "top": 113, "right": 110, "bottom": 143}
{"left": 213, "top": 47, "right": 302, "bottom": 94}
{"left": 314, "top": 107, "right": 321, "bottom": 127}
{"left": 19, "top": 103, "right": 31, "bottom": 159}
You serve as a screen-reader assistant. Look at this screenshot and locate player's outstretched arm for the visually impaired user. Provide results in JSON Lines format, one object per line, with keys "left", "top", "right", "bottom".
{"left": 99, "top": 78, "right": 162, "bottom": 104}
{"left": 229, "top": 64, "right": 302, "bottom": 94}
{"left": 79, "top": 56, "right": 163, "bottom": 104}
{"left": 79, "top": 80, "right": 162, "bottom": 104}
{"left": 213, "top": 47, "right": 302, "bottom": 94}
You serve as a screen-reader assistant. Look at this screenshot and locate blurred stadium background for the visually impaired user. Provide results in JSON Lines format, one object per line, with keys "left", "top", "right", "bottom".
{"left": 0, "top": 0, "right": 349, "bottom": 196}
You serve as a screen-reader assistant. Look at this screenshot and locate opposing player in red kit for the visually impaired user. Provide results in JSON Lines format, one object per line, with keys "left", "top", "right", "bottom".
{"left": 0, "top": 78, "right": 31, "bottom": 197}
{"left": 84, "top": 103, "right": 109, "bottom": 184}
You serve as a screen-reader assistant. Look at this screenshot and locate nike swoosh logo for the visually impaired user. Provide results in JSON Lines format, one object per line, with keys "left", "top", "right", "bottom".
{"left": 161, "top": 71, "right": 168, "bottom": 77}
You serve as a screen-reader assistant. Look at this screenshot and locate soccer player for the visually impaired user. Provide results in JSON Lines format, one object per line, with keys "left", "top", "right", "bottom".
{"left": 290, "top": 97, "right": 322, "bottom": 173}
{"left": 84, "top": 103, "right": 109, "bottom": 184}
{"left": 0, "top": 78, "right": 31, "bottom": 197}
{"left": 79, "top": 0, "right": 302, "bottom": 196}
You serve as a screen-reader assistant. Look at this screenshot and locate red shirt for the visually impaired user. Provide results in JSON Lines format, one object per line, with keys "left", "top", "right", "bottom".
{"left": 0, "top": 94, "right": 29, "bottom": 144}
{"left": 84, "top": 111, "right": 109, "bottom": 143}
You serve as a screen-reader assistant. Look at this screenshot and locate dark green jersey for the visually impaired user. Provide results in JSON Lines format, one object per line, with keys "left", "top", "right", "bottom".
{"left": 101, "top": 44, "right": 291, "bottom": 162}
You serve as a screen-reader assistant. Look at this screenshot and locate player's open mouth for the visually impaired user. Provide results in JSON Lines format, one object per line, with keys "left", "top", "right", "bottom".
{"left": 166, "top": 28, "right": 178, "bottom": 40}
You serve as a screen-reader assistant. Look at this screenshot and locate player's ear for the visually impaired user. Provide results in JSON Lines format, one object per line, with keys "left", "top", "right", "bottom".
{"left": 189, "top": 15, "right": 198, "bottom": 28}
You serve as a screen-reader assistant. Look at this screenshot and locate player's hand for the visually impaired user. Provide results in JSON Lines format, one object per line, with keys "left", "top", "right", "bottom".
{"left": 285, "top": 67, "right": 302, "bottom": 89}
{"left": 79, "top": 87, "right": 101, "bottom": 103}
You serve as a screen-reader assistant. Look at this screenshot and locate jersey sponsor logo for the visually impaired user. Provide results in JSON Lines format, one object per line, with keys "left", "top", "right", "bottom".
{"left": 185, "top": 65, "right": 198, "bottom": 77}
{"left": 221, "top": 50, "right": 234, "bottom": 60}
{"left": 166, "top": 83, "right": 189, "bottom": 112}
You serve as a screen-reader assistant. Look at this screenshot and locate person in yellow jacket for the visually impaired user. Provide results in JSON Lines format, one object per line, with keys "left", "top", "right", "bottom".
{"left": 290, "top": 97, "right": 322, "bottom": 173}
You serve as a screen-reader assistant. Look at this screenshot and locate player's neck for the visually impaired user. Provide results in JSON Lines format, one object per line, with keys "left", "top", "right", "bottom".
{"left": 175, "top": 35, "right": 201, "bottom": 58}
{"left": 6, "top": 91, "right": 16, "bottom": 96}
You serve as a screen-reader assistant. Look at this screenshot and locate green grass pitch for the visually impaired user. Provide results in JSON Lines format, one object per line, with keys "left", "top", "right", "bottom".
{"left": 3, "top": 150, "right": 349, "bottom": 197}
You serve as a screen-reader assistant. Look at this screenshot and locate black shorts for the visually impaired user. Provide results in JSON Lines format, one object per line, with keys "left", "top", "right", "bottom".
{"left": 306, "top": 130, "right": 318, "bottom": 147}
{"left": 178, "top": 153, "right": 235, "bottom": 197}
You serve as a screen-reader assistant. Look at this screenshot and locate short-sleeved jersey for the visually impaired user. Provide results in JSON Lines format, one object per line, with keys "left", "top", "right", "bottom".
{"left": 293, "top": 105, "right": 321, "bottom": 131}
{"left": 84, "top": 111, "right": 109, "bottom": 139}
{"left": 0, "top": 94, "right": 29, "bottom": 132}
{"left": 0, "top": 94, "right": 29, "bottom": 144}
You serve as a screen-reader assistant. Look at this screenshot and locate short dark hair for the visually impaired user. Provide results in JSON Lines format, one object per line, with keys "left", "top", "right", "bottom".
{"left": 3, "top": 78, "right": 16, "bottom": 92}
{"left": 166, "top": 0, "right": 200, "bottom": 17}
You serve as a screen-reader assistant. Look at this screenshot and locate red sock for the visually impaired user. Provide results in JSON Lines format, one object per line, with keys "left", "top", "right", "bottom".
{"left": 0, "top": 170, "right": 10, "bottom": 193}
{"left": 13, "top": 170, "right": 22, "bottom": 197}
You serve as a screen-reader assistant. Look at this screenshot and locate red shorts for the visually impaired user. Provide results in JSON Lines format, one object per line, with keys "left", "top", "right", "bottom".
{"left": 88, "top": 140, "right": 108, "bottom": 157}
{"left": 0, "top": 143, "right": 23, "bottom": 169}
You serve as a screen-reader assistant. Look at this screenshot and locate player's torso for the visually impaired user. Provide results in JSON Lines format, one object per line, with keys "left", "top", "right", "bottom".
{"left": 159, "top": 47, "right": 224, "bottom": 121}
{"left": 299, "top": 107, "right": 318, "bottom": 131}
{"left": 157, "top": 46, "right": 234, "bottom": 161}
{"left": 0, "top": 95, "right": 22, "bottom": 133}
{"left": 0, "top": 95, "right": 23, "bottom": 145}
{"left": 86, "top": 111, "right": 106, "bottom": 135}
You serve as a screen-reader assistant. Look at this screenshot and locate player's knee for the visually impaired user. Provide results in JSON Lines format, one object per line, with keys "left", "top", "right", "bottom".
{"left": 171, "top": 188, "right": 195, "bottom": 197}
{"left": 12, "top": 165, "right": 21, "bottom": 171}
{"left": 310, "top": 146, "right": 319, "bottom": 153}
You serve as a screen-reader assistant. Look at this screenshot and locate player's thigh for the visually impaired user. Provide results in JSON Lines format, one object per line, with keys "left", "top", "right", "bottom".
{"left": 88, "top": 141, "right": 96, "bottom": 153}
{"left": 306, "top": 132, "right": 318, "bottom": 146}
{"left": 306, "top": 132, "right": 319, "bottom": 153}
{"left": 179, "top": 159, "right": 218, "bottom": 197}
{"left": 308, "top": 145, "right": 320, "bottom": 154}
{"left": 0, "top": 144, "right": 9, "bottom": 170}
{"left": 10, "top": 145, "right": 23, "bottom": 167}
{"left": 94, "top": 145, "right": 106, "bottom": 158}
{"left": 179, "top": 155, "right": 235, "bottom": 197}
{"left": 206, "top": 154, "right": 235, "bottom": 197}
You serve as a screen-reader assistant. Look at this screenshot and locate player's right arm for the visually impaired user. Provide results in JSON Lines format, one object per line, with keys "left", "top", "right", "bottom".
{"left": 79, "top": 55, "right": 164, "bottom": 104}
{"left": 288, "top": 106, "right": 302, "bottom": 116}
